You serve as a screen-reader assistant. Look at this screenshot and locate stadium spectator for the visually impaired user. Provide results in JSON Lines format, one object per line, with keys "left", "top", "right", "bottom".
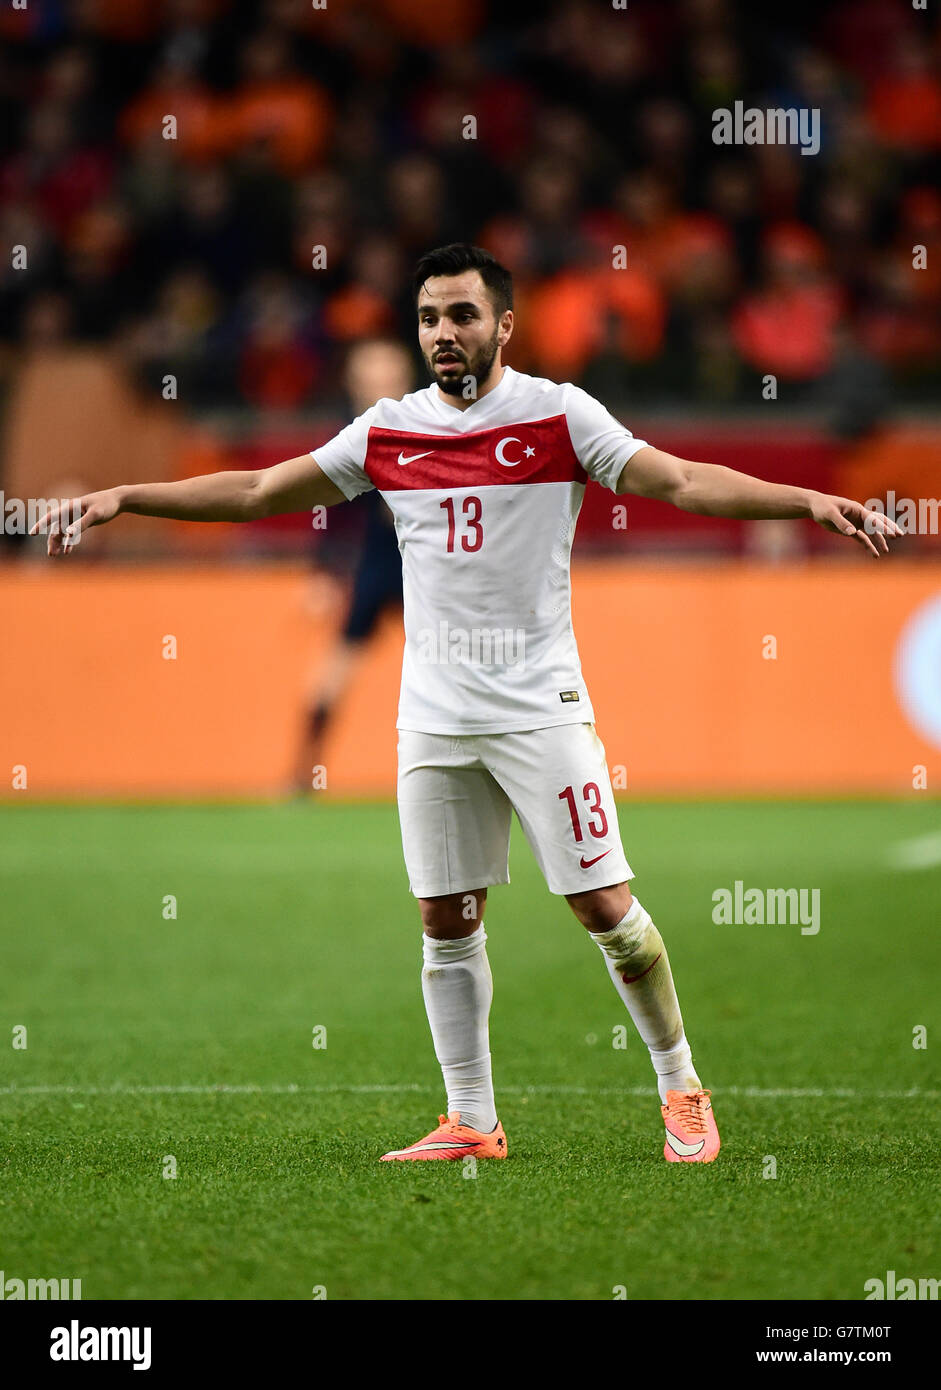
{"left": 732, "top": 224, "right": 843, "bottom": 384}
{"left": 216, "top": 29, "right": 332, "bottom": 174}
{"left": 0, "top": 0, "right": 937, "bottom": 462}
{"left": 119, "top": 56, "right": 220, "bottom": 163}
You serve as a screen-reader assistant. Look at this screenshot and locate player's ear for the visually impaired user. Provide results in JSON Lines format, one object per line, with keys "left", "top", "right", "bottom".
{"left": 498, "top": 309, "right": 514, "bottom": 347}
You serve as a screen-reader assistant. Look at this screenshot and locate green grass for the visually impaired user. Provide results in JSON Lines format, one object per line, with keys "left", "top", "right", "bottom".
{"left": 1, "top": 800, "right": 939, "bottom": 1300}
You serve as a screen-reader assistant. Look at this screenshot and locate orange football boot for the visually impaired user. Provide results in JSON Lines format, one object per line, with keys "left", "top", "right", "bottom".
{"left": 661, "top": 1089, "right": 721, "bottom": 1163}
{"left": 380, "top": 1111, "right": 508, "bottom": 1161}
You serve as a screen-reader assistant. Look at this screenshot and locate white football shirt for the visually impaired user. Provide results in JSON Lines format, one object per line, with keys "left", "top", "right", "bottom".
{"left": 312, "top": 365, "right": 649, "bottom": 734}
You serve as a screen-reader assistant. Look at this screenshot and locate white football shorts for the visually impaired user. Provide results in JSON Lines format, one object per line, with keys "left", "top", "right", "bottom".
{"left": 397, "top": 722, "right": 633, "bottom": 897}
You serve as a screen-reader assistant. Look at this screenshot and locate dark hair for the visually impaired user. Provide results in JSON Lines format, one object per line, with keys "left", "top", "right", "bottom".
{"left": 412, "top": 244, "right": 513, "bottom": 316}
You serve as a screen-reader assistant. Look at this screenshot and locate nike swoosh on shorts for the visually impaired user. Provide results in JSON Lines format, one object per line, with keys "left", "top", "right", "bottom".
{"left": 579, "top": 849, "right": 612, "bottom": 868}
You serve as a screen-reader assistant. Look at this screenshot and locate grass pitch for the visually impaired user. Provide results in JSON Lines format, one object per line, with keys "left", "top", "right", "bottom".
{"left": 1, "top": 800, "right": 939, "bottom": 1301}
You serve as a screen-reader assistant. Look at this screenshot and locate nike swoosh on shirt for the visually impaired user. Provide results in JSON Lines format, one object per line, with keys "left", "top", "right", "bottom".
{"left": 664, "top": 1129, "right": 706, "bottom": 1158}
{"left": 397, "top": 450, "right": 435, "bottom": 466}
{"left": 579, "top": 850, "right": 612, "bottom": 869}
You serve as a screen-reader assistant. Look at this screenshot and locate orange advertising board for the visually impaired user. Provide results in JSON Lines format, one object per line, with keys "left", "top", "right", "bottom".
{"left": 1, "top": 561, "right": 938, "bottom": 797}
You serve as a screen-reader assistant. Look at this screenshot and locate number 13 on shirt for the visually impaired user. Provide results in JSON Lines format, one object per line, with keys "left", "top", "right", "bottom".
{"left": 440, "top": 495, "right": 483, "bottom": 552}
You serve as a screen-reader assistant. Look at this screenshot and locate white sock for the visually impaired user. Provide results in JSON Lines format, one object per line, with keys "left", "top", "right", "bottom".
{"left": 590, "top": 898, "right": 701, "bottom": 1103}
{"left": 421, "top": 923, "right": 497, "bottom": 1133}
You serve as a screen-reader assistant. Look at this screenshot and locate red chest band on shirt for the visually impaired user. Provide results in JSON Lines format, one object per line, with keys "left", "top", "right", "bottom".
{"left": 364, "top": 414, "right": 587, "bottom": 491}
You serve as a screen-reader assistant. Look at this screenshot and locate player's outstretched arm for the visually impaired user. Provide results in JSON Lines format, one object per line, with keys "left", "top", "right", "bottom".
{"left": 29, "top": 453, "right": 346, "bottom": 557}
{"left": 616, "top": 446, "right": 904, "bottom": 558}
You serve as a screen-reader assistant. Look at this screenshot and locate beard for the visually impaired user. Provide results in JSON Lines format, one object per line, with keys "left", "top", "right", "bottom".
{"left": 426, "top": 325, "right": 501, "bottom": 396}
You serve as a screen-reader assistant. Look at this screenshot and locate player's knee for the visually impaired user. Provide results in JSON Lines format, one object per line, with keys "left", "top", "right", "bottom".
{"left": 419, "top": 889, "right": 487, "bottom": 938}
{"left": 566, "top": 881, "right": 633, "bottom": 933}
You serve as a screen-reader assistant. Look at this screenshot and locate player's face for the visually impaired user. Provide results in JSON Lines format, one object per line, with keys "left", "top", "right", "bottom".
{"left": 417, "top": 271, "right": 509, "bottom": 397}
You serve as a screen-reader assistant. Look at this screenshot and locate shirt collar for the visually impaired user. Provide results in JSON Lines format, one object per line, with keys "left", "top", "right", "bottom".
{"left": 430, "top": 365, "right": 514, "bottom": 427}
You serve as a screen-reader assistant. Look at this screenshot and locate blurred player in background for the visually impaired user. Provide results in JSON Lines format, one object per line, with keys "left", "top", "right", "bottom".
{"left": 292, "top": 339, "right": 411, "bottom": 794}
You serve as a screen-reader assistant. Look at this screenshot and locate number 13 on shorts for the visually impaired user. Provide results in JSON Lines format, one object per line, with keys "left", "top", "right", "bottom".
{"left": 543, "top": 727, "right": 632, "bottom": 888}
{"left": 558, "top": 782, "right": 609, "bottom": 842}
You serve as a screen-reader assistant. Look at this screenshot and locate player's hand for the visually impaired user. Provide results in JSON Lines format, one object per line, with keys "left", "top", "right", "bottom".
{"left": 29, "top": 488, "right": 123, "bottom": 557}
{"left": 808, "top": 492, "right": 904, "bottom": 557}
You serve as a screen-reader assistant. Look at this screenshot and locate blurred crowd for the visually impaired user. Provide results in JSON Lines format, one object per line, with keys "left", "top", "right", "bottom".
{"left": 1, "top": 0, "right": 939, "bottom": 416}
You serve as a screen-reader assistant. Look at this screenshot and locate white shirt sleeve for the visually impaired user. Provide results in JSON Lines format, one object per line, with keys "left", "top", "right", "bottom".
{"left": 563, "top": 384, "right": 650, "bottom": 493}
{"left": 309, "top": 404, "right": 380, "bottom": 501}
